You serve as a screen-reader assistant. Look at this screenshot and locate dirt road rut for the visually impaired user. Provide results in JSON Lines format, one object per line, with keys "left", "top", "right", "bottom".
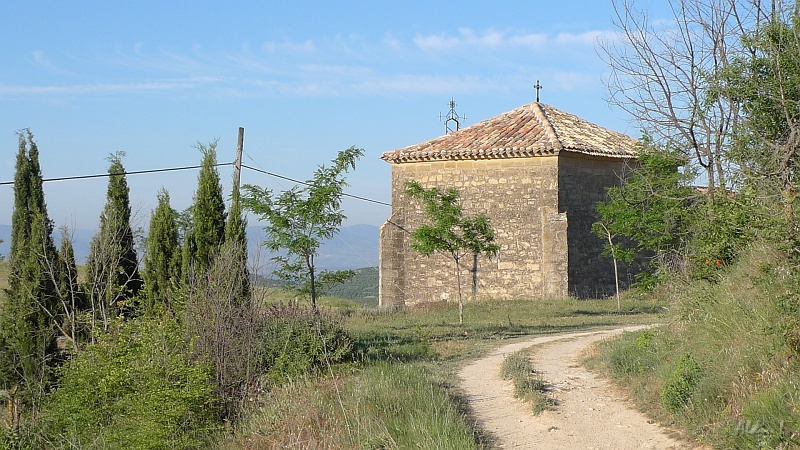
{"left": 459, "top": 327, "right": 687, "bottom": 449}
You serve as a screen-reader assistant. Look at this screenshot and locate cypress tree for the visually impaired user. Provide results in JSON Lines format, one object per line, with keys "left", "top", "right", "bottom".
{"left": 86, "top": 152, "right": 142, "bottom": 327}
{"left": 56, "top": 227, "right": 83, "bottom": 349}
{"left": 143, "top": 189, "right": 181, "bottom": 313}
{"left": 224, "top": 180, "right": 250, "bottom": 303}
{"left": 0, "top": 129, "right": 60, "bottom": 405}
{"left": 184, "top": 141, "right": 226, "bottom": 276}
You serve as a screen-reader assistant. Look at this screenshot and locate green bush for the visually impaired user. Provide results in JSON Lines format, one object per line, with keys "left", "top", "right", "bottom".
{"left": 608, "top": 329, "right": 658, "bottom": 377}
{"left": 661, "top": 353, "right": 702, "bottom": 413}
{"left": 39, "top": 316, "right": 221, "bottom": 449}
{"left": 261, "top": 303, "right": 352, "bottom": 384}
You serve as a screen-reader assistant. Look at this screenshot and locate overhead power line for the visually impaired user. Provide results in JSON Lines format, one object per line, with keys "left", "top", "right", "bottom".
{"left": 0, "top": 161, "right": 392, "bottom": 207}
{"left": 240, "top": 164, "right": 391, "bottom": 207}
{"left": 0, "top": 163, "right": 231, "bottom": 186}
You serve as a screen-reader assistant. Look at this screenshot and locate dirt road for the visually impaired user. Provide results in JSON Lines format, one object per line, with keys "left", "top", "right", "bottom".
{"left": 459, "top": 327, "right": 688, "bottom": 449}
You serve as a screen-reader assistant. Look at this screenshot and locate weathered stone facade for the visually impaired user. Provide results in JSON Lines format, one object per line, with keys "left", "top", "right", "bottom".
{"left": 379, "top": 102, "right": 638, "bottom": 307}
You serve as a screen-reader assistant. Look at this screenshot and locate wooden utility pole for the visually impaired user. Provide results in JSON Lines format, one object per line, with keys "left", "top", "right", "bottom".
{"left": 233, "top": 127, "right": 244, "bottom": 192}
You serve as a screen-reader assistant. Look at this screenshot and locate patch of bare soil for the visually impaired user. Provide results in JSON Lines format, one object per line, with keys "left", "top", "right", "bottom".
{"left": 459, "top": 327, "right": 693, "bottom": 449}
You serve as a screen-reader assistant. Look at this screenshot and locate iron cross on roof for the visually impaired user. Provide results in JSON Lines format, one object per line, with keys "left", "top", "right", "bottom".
{"left": 533, "top": 80, "right": 543, "bottom": 102}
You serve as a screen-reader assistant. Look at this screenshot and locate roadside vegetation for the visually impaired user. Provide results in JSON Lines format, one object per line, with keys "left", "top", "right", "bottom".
{"left": 501, "top": 349, "right": 553, "bottom": 414}
{"left": 587, "top": 244, "right": 800, "bottom": 448}
{"left": 583, "top": 1, "right": 800, "bottom": 448}
{"left": 224, "top": 296, "right": 664, "bottom": 449}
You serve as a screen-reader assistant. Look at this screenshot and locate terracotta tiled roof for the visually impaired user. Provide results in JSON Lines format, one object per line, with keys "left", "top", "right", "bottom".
{"left": 381, "top": 102, "right": 638, "bottom": 164}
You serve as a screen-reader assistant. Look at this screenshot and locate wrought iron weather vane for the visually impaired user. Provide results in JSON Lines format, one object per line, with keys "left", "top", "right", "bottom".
{"left": 439, "top": 98, "right": 467, "bottom": 134}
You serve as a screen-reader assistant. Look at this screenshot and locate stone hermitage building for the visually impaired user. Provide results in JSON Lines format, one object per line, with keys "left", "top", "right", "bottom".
{"left": 378, "top": 102, "right": 639, "bottom": 307}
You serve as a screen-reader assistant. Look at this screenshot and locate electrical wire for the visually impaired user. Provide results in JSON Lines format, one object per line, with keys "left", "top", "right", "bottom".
{"left": 0, "top": 160, "right": 392, "bottom": 207}
{"left": 240, "top": 164, "right": 391, "bottom": 207}
{"left": 0, "top": 163, "right": 231, "bottom": 186}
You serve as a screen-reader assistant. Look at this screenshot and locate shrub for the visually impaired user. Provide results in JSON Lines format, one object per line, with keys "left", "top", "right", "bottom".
{"left": 608, "top": 329, "right": 658, "bottom": 377}
{"left": 661, "top": 353, "right": 702, "bottom": 413}
{"left": 39, "top": 316, "right": 221, "bottom": 449}
{"left": 261, "top": 303, "right": 352, "bottom": 384}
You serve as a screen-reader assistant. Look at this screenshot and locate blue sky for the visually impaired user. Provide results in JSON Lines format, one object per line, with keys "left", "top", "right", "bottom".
{"left": 0, "top": 1, "right": 658, "bottom": 231}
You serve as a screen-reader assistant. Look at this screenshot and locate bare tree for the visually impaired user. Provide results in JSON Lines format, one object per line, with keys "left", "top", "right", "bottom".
{"left": 599, "top": 0, "right": 762, "bottom": 199}
{"left": 184, "top": 240, "right": 259, "bottom": 422}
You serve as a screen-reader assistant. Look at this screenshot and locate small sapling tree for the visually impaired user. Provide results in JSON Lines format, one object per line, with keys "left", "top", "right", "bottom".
{"left": 242, "top": 146, "right": 363, "bottom": 309}
{"left": 405, "top": 181, "right": 499, "bottom": 324}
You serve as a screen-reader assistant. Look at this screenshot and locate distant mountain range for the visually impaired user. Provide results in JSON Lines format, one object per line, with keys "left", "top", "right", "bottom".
{"left": 0, "top": 223, "right": 379, "bottom": 272}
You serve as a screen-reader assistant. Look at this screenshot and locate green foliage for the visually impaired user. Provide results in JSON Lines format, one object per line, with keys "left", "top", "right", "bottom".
{"left": 405, "top": 181, "right": 499, "bottom": 260}
{"left": 143, "top": 189, "right": 182, "bottom": 313}
{"left": 592, "top": 243, "right": 800, "bottom": 447}
{"left": 1, "top": 129, "right": 61, "bottom": 411}
{"left": 720, "top": 14, "right": 800, "bottom": 191}
{"left": 405, "top": 180, "right": 500, "bottom": 323}
{"left": 594, "top": 141, "right": 697, "bottom": 285}
{"left": 40, "top": 316, "right": 220, "bottom": 449}
{"left": 660, "top": 353, "right": 702, "bottom": 413}
{"left": 183, "top": 140, "right": 227, "bottom": 278}
{"left": 260, "top": 303, "right": 352, "bottom": 384}
{"left": 607, "top": 329, "right": 659, "bottom": 377}
{"left": 242, "top": 146, "right": 364, "bottom": 309}
{"left": 86, "top": 151, "right": 142, "bottom": 322}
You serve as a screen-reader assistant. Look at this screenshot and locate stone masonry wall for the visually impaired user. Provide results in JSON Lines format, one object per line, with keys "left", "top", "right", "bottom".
{"left": 557, "top": 152, "right": 635, "bottom": 298}
{"left": 379, "top": 157, "right": 567, "bottom": 307}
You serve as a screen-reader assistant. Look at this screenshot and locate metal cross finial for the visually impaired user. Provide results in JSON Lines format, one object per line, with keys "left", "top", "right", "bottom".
{"left": 533, "top": 80, "right": 543, "bottom": 102}
{"left": 439, "top": 97, "right": 466, "bottom": 134}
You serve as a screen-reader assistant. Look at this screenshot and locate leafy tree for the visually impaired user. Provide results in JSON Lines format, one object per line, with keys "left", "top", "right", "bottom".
{"left": 715, "top": 8, "right": 800, "bottom": 254}
{"left": 405, "top": 181, "right": 499, "bottom": 324}
{"left": 242, "top": 146, "right": 364, "bottom": 309}
{"left": 183, "top": 141, "right": 226, "bottom": 278}
{"left": 0, "top": 129, "right": 61, "bottom": 421}
{"left": 594, "top": 141, "right": 697, "bottom": 286}
{"left": 86, "top": 152, "right": 142, "bottom": 329}
{"left": 143, "top": 189, "right": 182, "bottom": 313}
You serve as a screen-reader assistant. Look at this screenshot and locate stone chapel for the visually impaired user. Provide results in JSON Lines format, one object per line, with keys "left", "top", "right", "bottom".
{"left": 378, "top": 102, "right": 639, "bottom": 307}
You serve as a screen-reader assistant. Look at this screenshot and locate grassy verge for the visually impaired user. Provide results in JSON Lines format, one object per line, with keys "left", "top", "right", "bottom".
{"left": 501, "top": 349, "right": 554, "bottom": 414}
{"left": 586, "top": 243, "right": 800, "bottom": 448}
{"left": 227, "top": 362, "right": 484, "bottom": 450}
{"left": 227, "top": 295, "right": 667, "bottom": 448}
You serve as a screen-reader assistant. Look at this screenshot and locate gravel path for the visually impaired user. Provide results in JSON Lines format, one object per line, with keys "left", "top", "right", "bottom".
{"left": 459, "top": 327, "right": 691, "bottom": 449}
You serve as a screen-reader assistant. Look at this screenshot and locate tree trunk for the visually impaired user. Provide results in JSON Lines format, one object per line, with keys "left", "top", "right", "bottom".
{"left": 455, "top": 254, "right": 464, "bottom": 324}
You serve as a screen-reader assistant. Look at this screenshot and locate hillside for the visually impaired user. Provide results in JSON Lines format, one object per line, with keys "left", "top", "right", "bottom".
{"left": 324, "top": 267, "right": 378, "bottom": 306}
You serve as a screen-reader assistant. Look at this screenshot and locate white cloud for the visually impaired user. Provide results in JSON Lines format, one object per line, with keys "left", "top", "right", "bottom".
{"left": 414, "top": 27, "right": 614, "bottom": 52}
{"left": 556, "top": 30, "right": 620, "bottom": 46}
{"left": 262, "top": 39, "right": 314, "bottom": 53}
{"left": 0, "top": 77, "right": 221, "bottom": 96}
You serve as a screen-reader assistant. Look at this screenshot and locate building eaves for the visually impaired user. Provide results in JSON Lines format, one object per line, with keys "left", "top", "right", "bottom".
{"left": 381, "top": 102, "right": 638, "bottom": 164}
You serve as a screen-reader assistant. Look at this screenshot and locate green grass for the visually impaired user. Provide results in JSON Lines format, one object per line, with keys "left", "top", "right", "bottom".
{"left": 226, "top": 294, "right": 667, "bottom": 448}
{"left": 586, "top": 243, "right": 800, "bottom": 448}
{"left": 345, "top": 295, "right": 665, "bottom": 364}
{"left": 501, "top": 349, "right": 554, "bottom": 414}
{"left": 228, "top": 362, "right": 485, "bottom": 450}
